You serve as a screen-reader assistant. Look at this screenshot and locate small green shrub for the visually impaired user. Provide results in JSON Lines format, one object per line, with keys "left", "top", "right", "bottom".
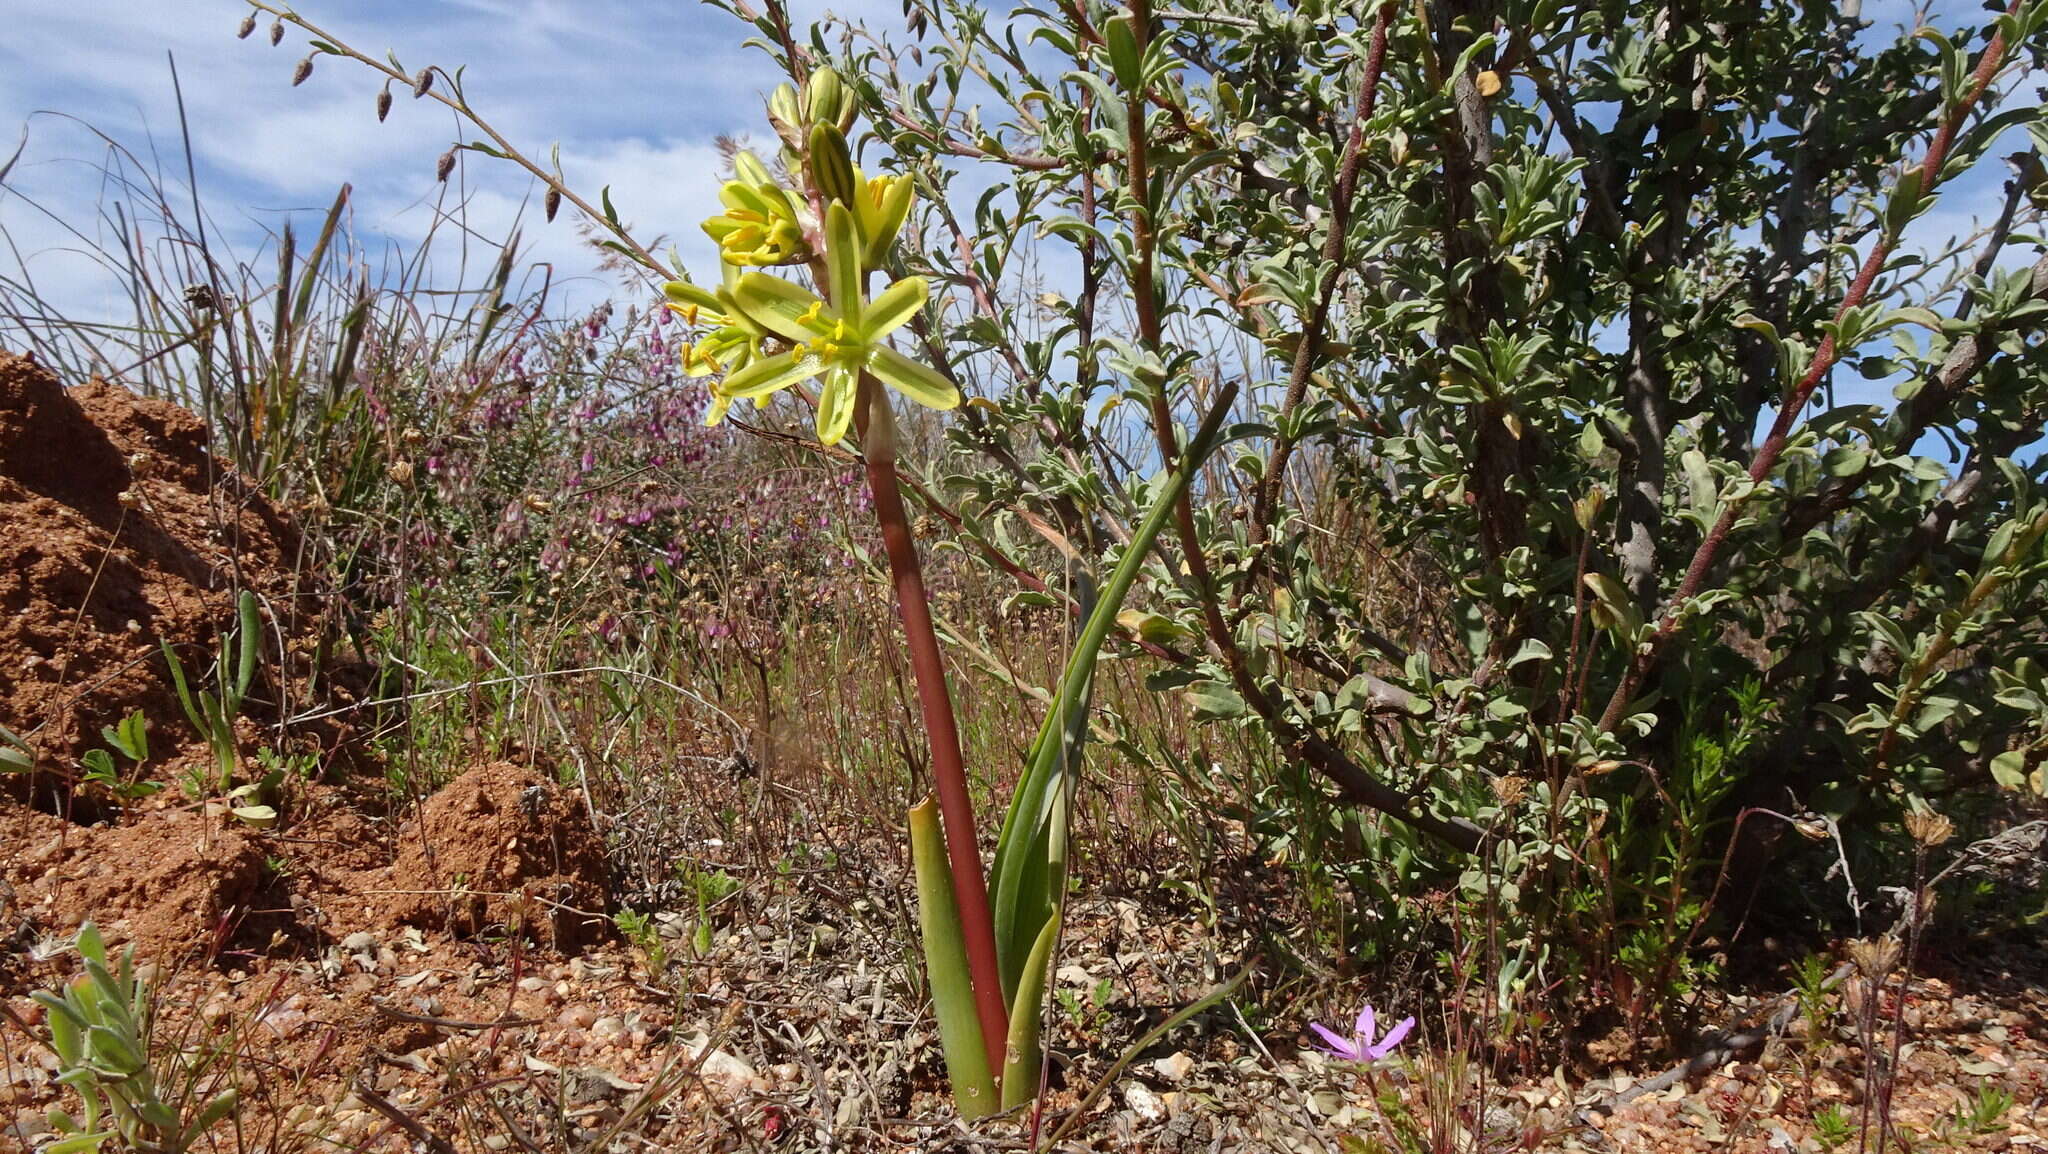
{"left": 31, "top": 923, "right": 239, "bottom": 1153}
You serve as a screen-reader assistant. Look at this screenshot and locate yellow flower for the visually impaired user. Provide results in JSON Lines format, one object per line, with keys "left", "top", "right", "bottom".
{"left": 663, "top": 274, "right": 771, "bottom": 426}
{"left": 701, "top": 181, "right": 810, "bottom": 267}
{"left": 853, "top": 169, "right": 914, "bottom": 264}
{"left": 714, "top": 202, "right": 957, "bottom": 445}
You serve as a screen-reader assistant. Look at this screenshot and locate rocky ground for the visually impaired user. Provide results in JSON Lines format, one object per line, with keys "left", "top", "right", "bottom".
{"left": 0, "top": 348, "right": 2043, "bottom": 1151}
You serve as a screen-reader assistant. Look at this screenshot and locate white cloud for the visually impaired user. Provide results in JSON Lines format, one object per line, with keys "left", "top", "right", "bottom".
{"left": 6, "top": 0, "right": 2037, "bottom": 348}
{"left": 0, "top": 0, "right": 794, "bottom": 323}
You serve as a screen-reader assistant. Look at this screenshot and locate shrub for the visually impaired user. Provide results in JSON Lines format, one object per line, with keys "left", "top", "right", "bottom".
{"left": 701, "top": 0, "right": 2048, "bottom": 1016}
{"left": 166, "top": 0, "right": 2048, "bottom": 1042}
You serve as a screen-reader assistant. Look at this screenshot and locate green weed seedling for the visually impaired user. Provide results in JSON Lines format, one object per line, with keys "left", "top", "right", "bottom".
{"left": 1813, "top": 1103, "right": 1854, "bottom": 1150}
{"left": 254, "top": 744, "right": 320, "bottom": 782}
{"left": 672, "top": 864, "right": 738, "bottom": 957}
{"left": 614, "top": 908, "right": 668, "bottom": 972}
{"left": 102, "top": 710, "right": 148, "bottom": 764}
{"left": 1056, "top": 978, "right": 1114, "bottom": 1041}
{"left": 161, "top": 590, "right": 262, "bottom": 795}
{"left": 33, "top": 923, "right": 238, "bottom": 1152}
{"left": 1950, "top": 1085, "right": 2012, "bottom": 1137}
{"left": 1792, "top": 953, "right": 1837, "bottom": 1038}
{"left": 81, "top": 711, "right": 163, "bottom": 802}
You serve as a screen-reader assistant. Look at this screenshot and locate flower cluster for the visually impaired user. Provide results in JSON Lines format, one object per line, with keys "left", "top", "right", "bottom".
{"left": 663, "top": 66, "right": 956, "bottom": 446}
{"left": 715, "top": 204, "right": 953, "bottom": 445}
{"left": 702, "top": 178, "right": 810, "bottom": 267}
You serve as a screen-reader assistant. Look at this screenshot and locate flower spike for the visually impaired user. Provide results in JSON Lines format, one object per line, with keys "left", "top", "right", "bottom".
{"left": 707, "top": 201, "right": 956, "bottom": 445}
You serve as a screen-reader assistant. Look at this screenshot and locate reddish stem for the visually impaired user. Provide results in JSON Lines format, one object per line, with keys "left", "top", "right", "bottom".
{"left": 857, "top": 379, "right": 1010, "bottom": 1074}
{"left": 1596, "top": 6, "right": 2020, "bottom": 732}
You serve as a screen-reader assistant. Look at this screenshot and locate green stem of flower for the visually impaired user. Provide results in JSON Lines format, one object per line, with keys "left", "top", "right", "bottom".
{"left": 856, "top": 376, "right": 1010, "bottom": 1075}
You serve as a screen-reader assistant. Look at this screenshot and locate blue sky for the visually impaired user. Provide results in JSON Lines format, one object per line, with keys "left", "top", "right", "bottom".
{"left": 1, "top": 0, "right": 2035, "bottom": 408}
{"left": 0, "top": 0, "right": 902, "bottom": 322}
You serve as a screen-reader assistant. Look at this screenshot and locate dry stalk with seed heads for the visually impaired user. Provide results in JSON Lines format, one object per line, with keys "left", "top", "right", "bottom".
{"left": 237, "top": 0, "right": 665, "bottom": 276}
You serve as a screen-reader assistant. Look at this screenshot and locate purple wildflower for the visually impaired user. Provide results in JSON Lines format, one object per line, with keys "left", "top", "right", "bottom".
{"left": 1309, "top": 1003, "right": 1414, "bottom": 1063}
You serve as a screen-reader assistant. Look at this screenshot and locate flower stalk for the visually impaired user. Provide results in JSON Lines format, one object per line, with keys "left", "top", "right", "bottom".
{"left": 857, "top": 376, "right": 1012, "bottom": 1074}
{"left": 661, "top": 54, "right": 1243, "bottom": 1117}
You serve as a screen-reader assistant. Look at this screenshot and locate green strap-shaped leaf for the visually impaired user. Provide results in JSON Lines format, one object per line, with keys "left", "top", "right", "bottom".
{"left": 989, "top": 572, "right": 1094, "bottom": 1003}
{"left": 1000, "top": 912, "right": 1061, "bottom": 1110}
{"left": 0, "top": 722, "right": 34, "bottom": 773}
{"left": 233, "top": 590, "right": 260, "bottom": 703}
{"left": 909, "top": 798, "right": 998, "bottom": 1119}
{"left": 181, "top": 1090, "right": 239, "bottom": 1147}
{"left": 991, "top": 391, "right": 1239, "bottom": 1002}
{"left": 159, "top": 642, "right": 206, "bottom": 733}
{"left": 44, "top": 1131, "right": 116, "bottom": 1154}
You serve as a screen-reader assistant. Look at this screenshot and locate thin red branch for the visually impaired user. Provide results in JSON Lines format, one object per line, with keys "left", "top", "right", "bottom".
{"left": 855, "top": 378, "right": 1010, "bottom": 1074}
{"left": 1596, "top": 6, "right": 2022, "bottom": 731}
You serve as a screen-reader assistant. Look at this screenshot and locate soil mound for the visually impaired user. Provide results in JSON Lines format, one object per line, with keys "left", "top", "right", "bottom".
{"left": 379, "top": 763, "right": 613, "bottom": 949}
{"left": 0, "top": 353, "right": 613, "bottom": 968}
{"left": 7, "top": 808, "right": 268, "bottom": 959}
{"left": 0, "top": 350, "right": 299, "bottom": 780}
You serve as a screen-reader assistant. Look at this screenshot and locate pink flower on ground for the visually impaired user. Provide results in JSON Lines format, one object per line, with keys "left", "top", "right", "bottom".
{"left": 1309, "top": 1003, "right": 1414, "bottom": 1062}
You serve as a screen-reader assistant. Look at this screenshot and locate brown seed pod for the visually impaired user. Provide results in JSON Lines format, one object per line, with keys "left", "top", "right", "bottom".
{"left": 436, "top": 147, "right": 457, "bottom": 183}
{"left": 376, "top": 83, "right": 393, "bottom": 122}
{"left": 1847, "top": 936, "right": 1902, "bottom": 980}
{"left": 268, "top": 19, "right": 284, "bottom": 46}
{"left": 1904, "top": 809, "right": 1954, "bottom": 847}
{"left": 544, "top": 186, "right": 562, "bottom": 223}
{"left": 236, "top": 13, "right": 256, "bottom": 39}
{"left": 292, "top": 56, "right": 313, "bottom": 87}
{"left": 413, "top": 68, "right": 434, "bottom": 98}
